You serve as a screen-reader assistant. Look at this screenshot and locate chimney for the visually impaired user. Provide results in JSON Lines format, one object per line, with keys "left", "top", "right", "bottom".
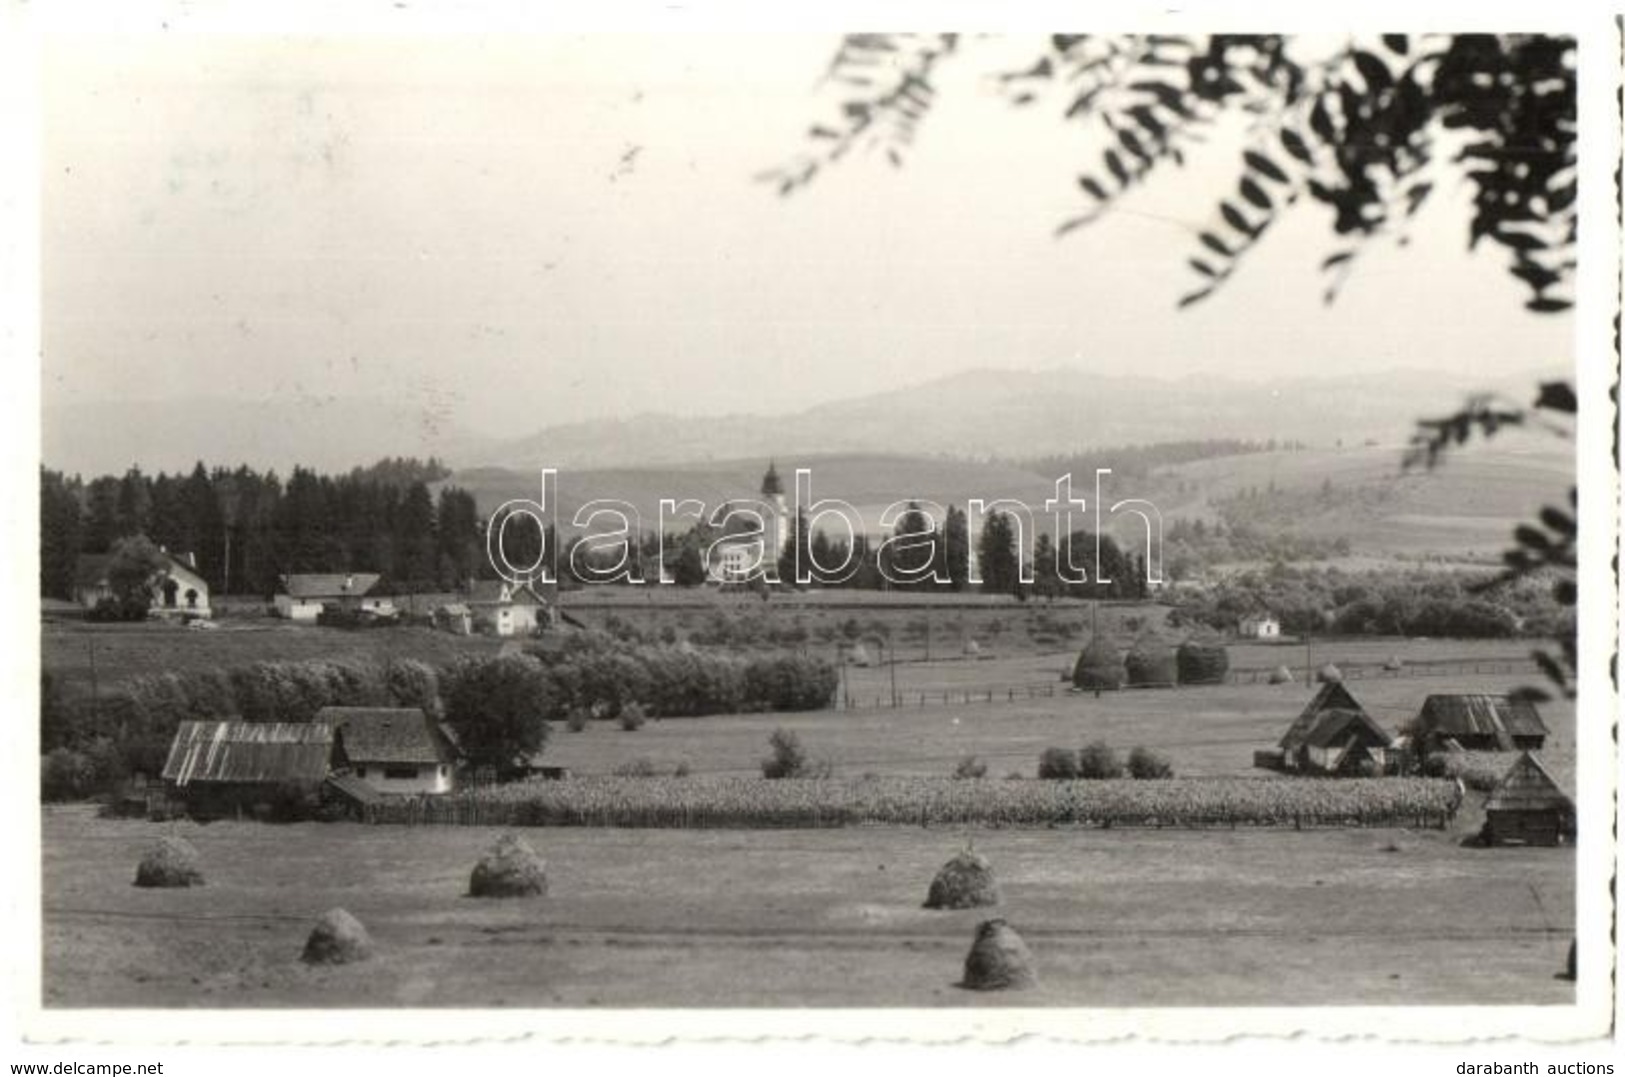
{"left": 186, "top": 551, "right": 198, "bottom": 569}
{"left": 344, "top": 574, "right": 354, "bottom": 592}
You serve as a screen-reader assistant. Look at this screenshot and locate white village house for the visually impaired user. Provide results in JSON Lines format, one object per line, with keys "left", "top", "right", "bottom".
{"left": 274, "top": 573, "right": 395, "bottom": 622}
{"left": 317, "top": 706, "right": 459, "bottom": 795}
{"left": 467, "top": 579, "right": 551, "bottom": 637}
{"left": 1239, "top": 612, "right": 1281, "bottom": 639}
{"left": 74, "top": 548, "right": 212, "bottom": 619}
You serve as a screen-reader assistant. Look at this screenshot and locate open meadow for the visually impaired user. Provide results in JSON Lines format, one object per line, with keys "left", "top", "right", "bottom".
{"left": 42, "top": 807, "right": 1574, "bottom": 1009}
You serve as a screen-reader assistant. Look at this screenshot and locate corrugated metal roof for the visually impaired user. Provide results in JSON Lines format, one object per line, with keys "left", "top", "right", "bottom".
{"left": 281, "top": 573, "right": 382, "bottom": 599}
{"left": 161, "top": 721, "right": 333, "bottom": 786}
{"left": 317, "top": 706, "right": 454, "bottom": 765}
{"left": 1279, "top": 681, "right": 1367, "bottom": 750}
{"left": 1483, "top": 752, "right": 1574, "bottom": 813}
{"left": 1418, "top": 695, "right": 1548, "bottom": 743}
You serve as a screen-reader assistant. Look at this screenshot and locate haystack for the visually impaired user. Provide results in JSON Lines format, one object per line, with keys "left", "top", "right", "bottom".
{"left": 133, "top": 836, "right": 204, "bottom": 888}
{"left": 469, "top": 833, "right": 548, "bottom": 898}
{"left": 1176, "top": 640, "right": 1230, "bottom": 685}
{"left": 1267, "top": 665, "right": 1295, "bottom": 685}
{"left": 301, "top": 908, "right": 372, "bottom": 965}
{"left": 1316, "top": 663, "right": 1344, "bottom": 684}
{"left": 847, "top": 643, "right": 872, "bottom": 667}
{"left": 961, "top": 918, "right": 1037, "bottom": 991}
{"left": 924, "top": 850, "right": 1000, "bottom": 910}
{"left": 1125, "top": 642, "right": 1178, "bottom": 688}
{"left": 1072, "top": 637, "right": 1125, "bottom": 691}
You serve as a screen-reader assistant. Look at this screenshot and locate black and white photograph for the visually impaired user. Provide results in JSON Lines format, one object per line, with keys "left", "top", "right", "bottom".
{"left": 6, "top": 0, "right": 1619, "bottom": 1061}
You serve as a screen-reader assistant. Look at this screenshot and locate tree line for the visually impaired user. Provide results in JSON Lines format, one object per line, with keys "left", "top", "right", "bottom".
{"left": 40, "top": 457, "right": 484, "bottom": 600}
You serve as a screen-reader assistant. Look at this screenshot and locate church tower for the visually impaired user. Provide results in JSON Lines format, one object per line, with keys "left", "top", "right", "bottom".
{"left": 761, "top": 461, "right": 789, "bottom": 558}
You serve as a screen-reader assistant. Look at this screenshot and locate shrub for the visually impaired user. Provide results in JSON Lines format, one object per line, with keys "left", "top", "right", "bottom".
{"left": 1037, "top": 747, "right": 1079, "bottom": 780}
{"left": 673, "top": 760, "right": 691, "bottom": 778}
{"left": 619, "top": 702, "right": 648, "bottom": 731}
{"left": 566, "top": 708, "right": 591, "bottom": 733}
{"left": 1126, "top": 745, "right": 1174, "bottom": 780}
{"left": 41, "top": 748, "right": 97, "bottom": 802}
{"left": 1077, "top": 740, "right": 1123, "bottom": 780}
{"left": 953, "top": 755, "right": 989, "bottom": 780}
{"left": 761, "top": 728, "right": 809, "bottom": 779}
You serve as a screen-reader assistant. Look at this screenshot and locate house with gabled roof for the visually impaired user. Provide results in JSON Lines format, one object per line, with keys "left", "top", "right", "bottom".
{"left": 1410, "top": 694, "right": 1548, "bottom": 753}
{"left": 1481, "top": 752, "right": 1575, "bottom": 846}
{"left": 467, "top": 579, "right": 550, "bottom": 637}
{"left": 1274, "top": 681, "right": 1395, "bottom": 775}
{"left": 274, "top": 573, "right": 394, "bottom": 622}
{"left": 316, "top": 706, "right": 459, "bottom": 795}
{"left": 75, "top": 548, "right": 212, "bottom": 619}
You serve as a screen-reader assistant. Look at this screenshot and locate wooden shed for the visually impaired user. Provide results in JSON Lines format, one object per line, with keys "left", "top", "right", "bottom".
{"left": 1412, "top": 694, "right": 1548, "bottom": 753}
{"left": 1481, "top": 752, "right": 1575, "bottom": 847}
{"left": 1274, "top": 682, "right": 1393, "bottom": 775}
{"left": 161, "top": 720, "right": 334, "bottom": 818}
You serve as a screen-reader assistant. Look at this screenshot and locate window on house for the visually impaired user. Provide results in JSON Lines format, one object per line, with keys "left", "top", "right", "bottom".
{"left": 185, "top": 588, "right": 198, "bottom": 608}
{"left": 354, "top": 766, "right": 367, "bottom": 778}
{"left": 384, "top": 765, "right": 418, "bottom": 780}
{"left": 438, "top": 765, "right": 447, "bottom": 778}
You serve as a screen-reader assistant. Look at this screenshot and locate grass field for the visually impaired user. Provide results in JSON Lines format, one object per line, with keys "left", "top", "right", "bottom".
{"left": 41, "top": 807, "right": 1574, "bottom": 1009}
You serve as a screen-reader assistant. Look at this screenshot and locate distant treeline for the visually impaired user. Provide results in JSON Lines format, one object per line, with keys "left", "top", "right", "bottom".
{"left": 1015, "top": 438, "right": 1302, "bottom": 481}
{"left": 40, "top": 457, "right": 485, "bottom": 599}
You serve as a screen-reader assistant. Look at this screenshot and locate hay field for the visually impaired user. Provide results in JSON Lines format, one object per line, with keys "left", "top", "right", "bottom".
{"left": 41, "top": 807, "right": 1573, "bottom": 1008}
{"left": 544, "top": 662, "right": 1576, "bottom": 790}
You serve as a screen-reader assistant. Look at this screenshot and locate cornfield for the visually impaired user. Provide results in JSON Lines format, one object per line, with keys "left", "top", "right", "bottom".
{"left": 363, "top": 776, "right": 1462, "bottom": 830}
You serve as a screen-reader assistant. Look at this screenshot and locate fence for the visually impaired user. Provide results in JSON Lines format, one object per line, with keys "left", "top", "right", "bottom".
{"left": 1227, "top": 657, "right": 1537, "bottom": 685}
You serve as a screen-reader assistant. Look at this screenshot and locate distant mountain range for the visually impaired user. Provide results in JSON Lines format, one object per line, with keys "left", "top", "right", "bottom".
{"left": 42, "top": 366, "right": 1559, "bottom": 477}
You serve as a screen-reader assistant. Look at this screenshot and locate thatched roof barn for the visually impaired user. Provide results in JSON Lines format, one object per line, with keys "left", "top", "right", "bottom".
{"left": 1481, "top": 752, "right": 1574, "bottom": 846}
{"left": 1412, "top": 695, "right": 1548, "bottom": 752}
{"left": 1277, "top": 681, "right": 1367, "bottom": 753}
{"left": 1290, "top": 707, "right": 1395, "bottom": 775}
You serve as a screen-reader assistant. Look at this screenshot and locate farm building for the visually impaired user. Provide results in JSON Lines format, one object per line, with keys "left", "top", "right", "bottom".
{"left": 435, "top": 602, "right": 473, "bottom": 635}
{"left": 317, "top": 707, "right": 459, "bottom": 795}
{"left": 274, "top": 573, "right": 394, "bottom": 622}
{"left": 74, "top": 548, "right": 211, "bottom": 619}
{"left": 1410, "top": 694, "right": 1548, "bottom": 753}
{"left": 468, "top": 579, "right": 551, "bottom": 637}
{"left": 1480, "top": 752, "right": 1575, "bottom": 846}
{"left": 1273, "top": 681, "right": 1394, "bottom": 774}
{"left": 160, "top": 720, "right": 334, "bottom": 818}
{"left": 1238, "top": 612, "right": 1281, "bottom": 639}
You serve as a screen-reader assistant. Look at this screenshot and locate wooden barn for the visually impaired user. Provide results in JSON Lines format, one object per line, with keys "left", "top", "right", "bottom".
{"left": 1274, "top": 681, "right": 1395, "bottom": 775}
{"left": 317, "top": 706, "right": 459, "bottom": 795}
{"left": 1481, "top": 752, "right": 1575, "bottom": 846}
{"left": 160, "top": 720, "right": 334, "bottom": 818}
{"left": 1411, "top": 694, "right": 1548, "bottom": 753}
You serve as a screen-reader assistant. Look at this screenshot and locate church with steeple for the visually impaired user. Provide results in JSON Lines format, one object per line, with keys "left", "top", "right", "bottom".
{"left": 708, "top": 461, "right": 791, "bottom": 584}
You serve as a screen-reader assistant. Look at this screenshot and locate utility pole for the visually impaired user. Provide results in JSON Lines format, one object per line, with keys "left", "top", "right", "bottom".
{"left": 1305, "top": 629, "right": 1313, "bottom": 689}
{"left": 889, "top": 641, "right": 899, "bottom": 708}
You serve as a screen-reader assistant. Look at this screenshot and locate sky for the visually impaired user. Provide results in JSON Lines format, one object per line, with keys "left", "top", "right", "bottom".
{"left": 42, "top": 32, "right": 1572, "bottom": 436}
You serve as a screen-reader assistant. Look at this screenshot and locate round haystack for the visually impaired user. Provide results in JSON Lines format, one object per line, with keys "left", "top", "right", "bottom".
{"left": 133, "top": 836, "right": 204, "bottom": 889}
{"left": 924, "top": 850, "right": 1000, "bottom": 910}
{"left": 1176, "top": 641, "right": 1230, "bottom": 685}
{"left": 963, "top": 639, "right": 981, "bottom": 657}
{"left": 1383, "top": 656, "right": 1404, "bottom": 672}
{"left": 1125, "top": 642, "right": 1178, "bottom": 688}
{"left": 301, "top": 908, "right": 372, "bottom": 965}
{"left": 1267, "top": 665, "right": 1295, "bottom": 685}
{"left": 1316, "top": 663, "right": 1344, "bottom": 683}
{"left": 1072, "top": 637, "right": 1125, "bottom": 691}
{"left": 469, "top": 833, "right": 548, "bottom": 898}
{"left": 847, "top": 643, "right": 872, "bottom": 667}
{"left": 961, "top": 918, "right": 1037, "bottom": 991}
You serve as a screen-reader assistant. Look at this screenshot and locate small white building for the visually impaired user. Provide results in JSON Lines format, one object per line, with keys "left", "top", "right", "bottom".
{"left": 468, "top": 579, "right": 549, "bottom": 637}
{"left": 274, "top": 573, "right": 394, "bottom": 622}
{"left": 318, "top": 706, "right": 458, "bottom": 796}
{"left": 1239, "top": 612, "right": 1282, "bottom": 639}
